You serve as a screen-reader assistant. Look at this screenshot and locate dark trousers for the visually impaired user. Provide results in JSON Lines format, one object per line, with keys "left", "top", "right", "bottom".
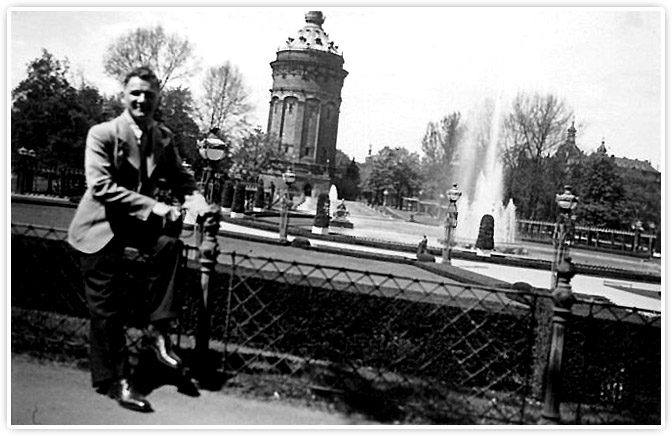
{"left": 80, "top": 234, "right": 184, "bottom": 388}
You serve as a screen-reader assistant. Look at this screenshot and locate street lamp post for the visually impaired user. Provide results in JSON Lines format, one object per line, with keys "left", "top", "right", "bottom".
{"left": 17, "top": 147, "right": 36, "bottom": 194}
{"left": 279, "top": 168, "right": 296, "bottom": 243}
{"left": 198, "top": 132, "right": 227, "bottom": 204}
{"left": 442, "top": 184, "right": 462, "bottom": 264}
{"left": 551, "top": 185, "right": 579, "bottom": 288}
{"left": 16, "top": 147, "right": 28, "bottom": 193}
{"left": 195, "top": 204, "right": 222, "bottom": 361}
{"left": 631, "top": 220, "right": 643, "bottom": 252}
{"left": 383, "top": 189, "right": 389, "bottom": 207}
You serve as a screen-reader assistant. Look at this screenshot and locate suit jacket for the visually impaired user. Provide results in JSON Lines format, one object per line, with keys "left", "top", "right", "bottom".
{"left": 68, "top": 111, "right": 199, "bottom": 254}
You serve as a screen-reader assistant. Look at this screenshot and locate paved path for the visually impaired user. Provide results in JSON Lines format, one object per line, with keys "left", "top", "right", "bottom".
{"left": 10, "top": 354, "right": 371, "bottom": 426}
{"left": 214, "top": 221, "right": 661, "bottom": 311}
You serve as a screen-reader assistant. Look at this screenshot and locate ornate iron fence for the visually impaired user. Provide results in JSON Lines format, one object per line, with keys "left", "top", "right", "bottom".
{"left": 10, "top": 223, "right": 661, "bottom": 425}
{"left": 517, "top": 219, "right": 659, "bottom": 256}
{"left": 12, "top": 164, "right": 86, "bottom": 198}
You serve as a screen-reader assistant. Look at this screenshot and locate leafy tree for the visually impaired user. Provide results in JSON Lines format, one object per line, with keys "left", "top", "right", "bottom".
{"left": 363, "top": 146, "right": 422, "bottom": 208}
{"left": 198, "top": 62, "right": 252, "bottom": 138}
{"left": 333, "top": 148, "right": 352, "bottom": 168}
{"left": 575, "top": 150, "right": 625, "bottom": 229}
{"left": 617, "top": 166, "right": 661, "bottom": 230}
{"left": 229, "top": 128, "right": 284, "bottom": 182}
{"left": 334, "top": 155, "right": 360, "bottom": 200}
{"left": 159, "top": 87, "right": 202, "bottom": 172}
{"left": 103, "top": 25, "right": 197, "bottom": 89}
{"left": 11, "top": 50, "right": 101, "bottom": 167}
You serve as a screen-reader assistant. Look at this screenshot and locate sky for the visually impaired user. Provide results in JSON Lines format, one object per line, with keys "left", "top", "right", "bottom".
{"left": 7, "top": 3, "right": 664, "bottom": 170}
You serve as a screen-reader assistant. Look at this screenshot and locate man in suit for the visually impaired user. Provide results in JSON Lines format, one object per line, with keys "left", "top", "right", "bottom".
{"left": 68, "top": 66, "right": 209, "bottom": 413}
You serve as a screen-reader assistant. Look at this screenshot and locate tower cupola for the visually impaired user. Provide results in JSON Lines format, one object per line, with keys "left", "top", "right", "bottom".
{"left": 266, "top": 11, "right": 348, "bottom": 196}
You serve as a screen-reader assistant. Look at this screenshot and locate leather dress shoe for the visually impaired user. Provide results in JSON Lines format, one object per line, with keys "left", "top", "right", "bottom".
{"left": 108, "top": 379, "right": 153, "bottom": 413}
{"left": 145, "top": 327, "right": 183, "bottom": 370}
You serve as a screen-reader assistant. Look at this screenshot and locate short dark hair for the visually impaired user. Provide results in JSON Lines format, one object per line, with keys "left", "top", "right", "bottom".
{"left": 123, "top": 66, "right": 160, "bottom": 89}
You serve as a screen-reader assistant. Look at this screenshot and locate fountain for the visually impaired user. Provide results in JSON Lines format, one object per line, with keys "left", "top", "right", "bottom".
{"left": 328, "top": 185, "right": 339, "bottom": 218}
{"left": 328, "top": 184, "right": 354, "bottom": 229}
{"left": 451, "top": 97, "right": 517, "bottom": 247}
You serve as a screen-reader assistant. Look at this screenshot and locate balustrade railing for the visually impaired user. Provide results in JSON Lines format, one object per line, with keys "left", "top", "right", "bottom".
{"left": 517, "top": 219, "right": 658, "bottom": 255}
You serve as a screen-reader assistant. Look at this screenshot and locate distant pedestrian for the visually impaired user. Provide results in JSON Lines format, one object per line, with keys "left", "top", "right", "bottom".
{"left": 416, "top": 235, "right": 435, "bottom": 262}
{"left": 269, "top": 181, "right": 276, "bottom": 208}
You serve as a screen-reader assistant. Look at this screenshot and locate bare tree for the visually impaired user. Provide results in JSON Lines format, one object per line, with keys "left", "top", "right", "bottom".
{"left": 501, "top": 92, "right": 574, "bottom": 219}
{"left": 503, "top": 92, "right": 573, "bottom": 161}
{"left": 198, "top": 62, "right": 252, "bottom": 137}
{"left": 103, "top": 25, "right": 197, "bottom": 89}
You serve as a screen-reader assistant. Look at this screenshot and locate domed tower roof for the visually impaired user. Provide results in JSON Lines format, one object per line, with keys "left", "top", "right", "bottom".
{"left": 280, "top": 11, "right": 342, "bottom": 55}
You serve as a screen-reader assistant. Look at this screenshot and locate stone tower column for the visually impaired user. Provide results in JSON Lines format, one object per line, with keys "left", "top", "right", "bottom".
{"left": 267, "top": 11, "right": 348, "bottom": 194}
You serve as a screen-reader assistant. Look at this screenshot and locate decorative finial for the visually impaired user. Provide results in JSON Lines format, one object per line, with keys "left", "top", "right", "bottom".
{"left": 552, "top": 256, "right": 576, "bottom": 309}
{"left": 566, "top": 121, "right": 576, "bottom": 143}
{"left": 305, "top": 11, "right": 325, "bottom": 26}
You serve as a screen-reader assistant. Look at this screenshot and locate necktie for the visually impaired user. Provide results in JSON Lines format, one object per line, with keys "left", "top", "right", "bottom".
{"left": 139, "top": 127, "right": 151, "bottom": 195}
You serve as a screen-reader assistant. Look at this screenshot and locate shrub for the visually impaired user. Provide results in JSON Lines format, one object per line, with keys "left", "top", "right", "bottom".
{"left": 475, "top": 214, "right": 495, "bottom": 250}
{"left": 313, "top": 193, "right": 331, "bottom": 228}
{"left": 221, "top": 180, "right": 234, "bottom": 209}
{"left": 254, "top": 181, "right": 265, "bottom": 209}
{"left": 231, "top": 182, "right": 246, "bottom": 214}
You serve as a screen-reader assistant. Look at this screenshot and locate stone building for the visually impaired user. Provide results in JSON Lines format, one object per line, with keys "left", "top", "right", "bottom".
{"left": 266, "top": 11, "right": 348, "bottom": 197}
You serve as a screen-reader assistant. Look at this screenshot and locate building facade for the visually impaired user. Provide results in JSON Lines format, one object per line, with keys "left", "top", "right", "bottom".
{"left": 266, "top": 11, "right": 348, "bottom": 197}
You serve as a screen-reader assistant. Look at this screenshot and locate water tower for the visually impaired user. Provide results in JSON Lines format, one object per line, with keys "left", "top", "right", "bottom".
{"left": 267, "top": 11, "right": 348, "bottom": 197}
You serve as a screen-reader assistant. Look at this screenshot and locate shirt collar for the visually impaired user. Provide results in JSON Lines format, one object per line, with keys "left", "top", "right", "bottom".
{"left": 123, "top": 110, "right": 155, "bottom": 142}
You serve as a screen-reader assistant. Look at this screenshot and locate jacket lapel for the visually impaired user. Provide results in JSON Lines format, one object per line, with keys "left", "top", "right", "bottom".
{"left": 116, "top": 115, "right": 141, "bottom": 171}
{"left": 147, "top": 124, "right": 167, "bottom": 178}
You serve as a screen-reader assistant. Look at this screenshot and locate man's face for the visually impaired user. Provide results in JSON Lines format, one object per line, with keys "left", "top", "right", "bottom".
{"left": 123, "top": 76, "right": 159, "bottom": 125}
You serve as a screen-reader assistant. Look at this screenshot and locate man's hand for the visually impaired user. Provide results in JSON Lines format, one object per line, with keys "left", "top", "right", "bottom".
{"left": 152, "top": 202, "right": 182, "bottom": 222}
{"left": 182, "top": 191, "right": 210, "bottom": 226}
{"left": 183, "top": 192, "right": 210, "bottom": 216}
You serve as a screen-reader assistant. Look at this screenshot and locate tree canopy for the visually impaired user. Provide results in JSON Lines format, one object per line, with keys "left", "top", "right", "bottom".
{"left": 575, "top": 150, "right": 625, "bottom": 229}
{"left": 333, "top": 150, "right": 360, "bottom": 200}
{"left": 228, "top": 128, "right": 284, "bottom": 181}
{"left": 362, "top": 146, "right": 422, "bottom": 208}
{"left": 11, "top": 49, "right": 114, "bottom": 167}
{"left": 159, "top": 87, "right": 202, "bottom": 173}
{"left": 103, "top": 25, "right": 197, "bottom": 89}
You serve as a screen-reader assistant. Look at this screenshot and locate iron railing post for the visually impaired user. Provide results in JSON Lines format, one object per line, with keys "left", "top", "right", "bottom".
{"left": 196, "top": 204, "right": 221, "bottom": 357}
{"left": 279, "top": 193, "right": 289, "bottom": 242}
{"left": 539, "top": 256, "right": 576, "bottom": 424}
